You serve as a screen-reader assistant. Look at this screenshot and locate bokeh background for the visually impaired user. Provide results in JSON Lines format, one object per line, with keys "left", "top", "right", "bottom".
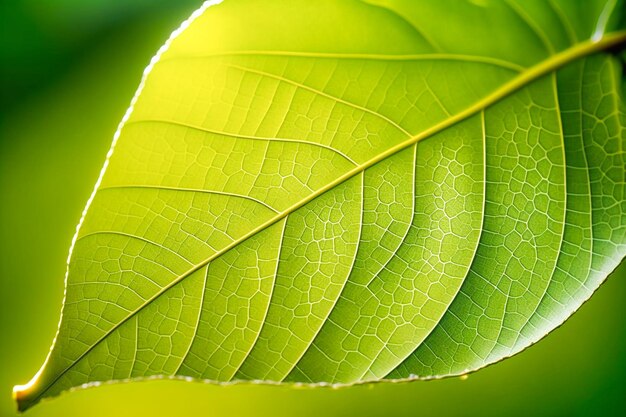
{"left": 1, "top": 1, "right": 625, "bottom": 416}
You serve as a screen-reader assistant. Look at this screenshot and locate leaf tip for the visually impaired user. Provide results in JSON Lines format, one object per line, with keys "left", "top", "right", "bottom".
{"left": 13, "top": 369, "right": 44, "bottom": 412}
{"left": 13, "top": 385, "right": 32, "bottom": 412}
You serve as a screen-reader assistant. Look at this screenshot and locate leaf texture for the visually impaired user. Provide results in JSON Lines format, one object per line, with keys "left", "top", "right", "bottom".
{"left": 14, "top": 0, "right": 626, "bottom": 410}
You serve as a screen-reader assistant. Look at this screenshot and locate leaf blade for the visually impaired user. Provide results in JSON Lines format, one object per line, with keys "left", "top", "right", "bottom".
{"left": 14, "top": 0, "right": 626, "bottom": 410}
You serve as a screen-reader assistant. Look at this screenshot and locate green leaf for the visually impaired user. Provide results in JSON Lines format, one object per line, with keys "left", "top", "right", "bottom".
{"left": 14, "top": 0, "right": 626, "bottom": 411}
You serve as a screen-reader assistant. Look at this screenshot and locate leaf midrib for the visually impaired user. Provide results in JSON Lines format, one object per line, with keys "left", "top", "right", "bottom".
{"left": 29, "top": 30, "right": 626, "bottom": 403}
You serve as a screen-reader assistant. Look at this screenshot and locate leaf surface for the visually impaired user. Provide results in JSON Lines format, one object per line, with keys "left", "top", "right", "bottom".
{"left": 14, "top": 0, "right": 626, "bottom": 410}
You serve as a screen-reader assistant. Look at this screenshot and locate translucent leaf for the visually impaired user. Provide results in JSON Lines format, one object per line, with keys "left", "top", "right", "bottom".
{"left": 14, "top": 0, "right": 626, "bottom": 411}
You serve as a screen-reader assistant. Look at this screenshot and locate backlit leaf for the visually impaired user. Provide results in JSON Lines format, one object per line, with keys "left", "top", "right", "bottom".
{"left": 14, "top": 0, "right": 626, "bottom": 411}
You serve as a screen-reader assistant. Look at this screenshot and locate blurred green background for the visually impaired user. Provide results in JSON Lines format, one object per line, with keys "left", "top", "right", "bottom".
{"left": 1, "top": 1, "right": 625, "bottom": 416}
